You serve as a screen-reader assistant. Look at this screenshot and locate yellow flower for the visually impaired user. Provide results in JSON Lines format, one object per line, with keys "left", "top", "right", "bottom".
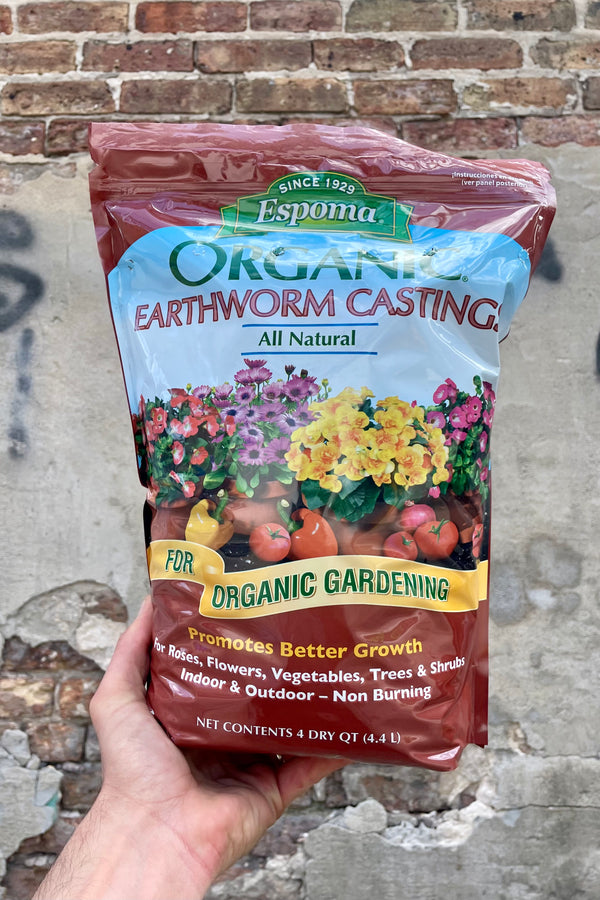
{"left": 374, "top": 406, "right": 410, "bottom": 431}
{"left": 319, "top": 474, "right": 343, "bottom": 493}
{"left": 432, "top": 467, "right": 450, "bottom": 485}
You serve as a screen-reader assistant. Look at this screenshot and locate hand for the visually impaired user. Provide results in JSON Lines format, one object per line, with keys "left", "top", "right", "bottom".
{"left": 34, "top": 597, "right": 346, "bottom": 900}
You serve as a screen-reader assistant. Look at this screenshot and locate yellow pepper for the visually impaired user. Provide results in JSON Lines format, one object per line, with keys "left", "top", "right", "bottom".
{"left": 185, "top": 499, "right": 233, "bottom": 549}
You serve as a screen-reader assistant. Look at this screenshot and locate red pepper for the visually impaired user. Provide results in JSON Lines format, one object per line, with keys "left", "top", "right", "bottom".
{"left": 287, "top": 509, "right": 338, "bottom": 560}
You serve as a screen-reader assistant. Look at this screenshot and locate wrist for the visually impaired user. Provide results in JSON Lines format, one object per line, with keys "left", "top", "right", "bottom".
{"left": 35, "top": 789, "right": 218, "bottom": 900}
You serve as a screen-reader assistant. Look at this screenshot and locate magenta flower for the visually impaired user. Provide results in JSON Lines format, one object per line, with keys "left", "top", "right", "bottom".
{"left": 479, "top": 431, "right": 488, "bottom": 453}
{"left": 451, "top": 429, "right": 468, "bottom": 443}
{"left": 464, "top": 396, "right": 482, "bottom": 424}
{"left": 243, "top": 358, "right": 267, "bottom": 369}
{"left": 432, "top": 378, "right": 458, "bottom": 404}
{"left": 262, "top": 382, "right": 285, "bottom": 402}
{"left": 213, "top": 383, "right": 233, "bottom": 401}
{"left": 449, "top": 407, "right": 468, "bottom": 429}
{"left": 427, "top": 410, "right": 446, "bottom": 429}
{"left": 282, "top": 375, "right": 319, "bottom": 402}
{"left": 483, "top": 381, "right": 495, "bottom": 402}
{"left": 192, "top": 385, "right": 211, "bottom": 400}
{"left": 483, "top": 408, "right": 494, "bottom": 428}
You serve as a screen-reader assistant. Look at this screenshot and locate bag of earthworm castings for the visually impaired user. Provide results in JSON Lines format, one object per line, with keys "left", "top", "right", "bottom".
{"left": 89, "top": 123, "right": 554, "bottom": 770}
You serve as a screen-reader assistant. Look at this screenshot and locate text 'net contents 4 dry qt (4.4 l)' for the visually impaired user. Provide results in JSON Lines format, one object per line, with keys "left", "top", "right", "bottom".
{"left": 89, "top": 123, "right": 555, "bottom": 770}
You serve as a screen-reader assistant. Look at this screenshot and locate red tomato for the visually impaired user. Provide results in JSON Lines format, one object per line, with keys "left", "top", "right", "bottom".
{"left": 249, "top": 523, "right": 291, "bottom": 562}
{"left": 383, "top": 531, "right": 418, "bottom": 561}
{"left": 414, "top": 519, "right": 458, "bottom": 560}
{"left": 398, "top": 503, "right": 437, "bottom": 533}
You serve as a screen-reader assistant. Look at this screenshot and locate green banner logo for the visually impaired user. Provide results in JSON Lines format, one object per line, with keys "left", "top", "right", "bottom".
{"left": 218, "top": 172, "right": 412, "bottom": 242}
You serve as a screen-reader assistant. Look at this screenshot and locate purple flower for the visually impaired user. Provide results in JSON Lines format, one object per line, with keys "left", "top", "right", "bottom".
{"left": 192, "top": 385, "right": 211, "bottom": 399}
{"left": 294, "top": 402, "right": 315, "bottom": 426}
{"left": 264, "top": 436, "right": 291, "bottom": 465}
{"left": 213, "top": 383, "right": 233, "bottom": 401}
{"left": 238, "top": 442, "right": 267, "bottom": 467}
{"left": 235, "top": 385, "right": 256, "bottom": 404}
{"left": 262, "top": 382, "right": 285, "bottom": 402}
{"left": 235, "top": 365, "right": 272, "bottom": 385}
{"left": 212, "top": 397, "right": 237, "bottom": 410}
{"left": 238, "top": 425, "right": 264, "bottom": 444}
{"left": 257, "top": 401, "right": 287, "bottom": 423}
{"left": 243, "top": 358, "right": 267, "bottom": 369}
{"left": 236, "top": 405, "right": 262, "bottom": 425}
{"left": 282, "top": 374, "right": 319, "bottom": 402}
{"left": 278, "top": 411, "right": 300, "bottom": 434}
{"left": 427, "top": 410, "right": 446, "bottom": 429}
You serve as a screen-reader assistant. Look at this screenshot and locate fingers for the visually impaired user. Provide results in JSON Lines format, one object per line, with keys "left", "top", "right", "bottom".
{"left": 277, "top": 756, "right": 349, "bottom": 808}
{"left": 91, "top": 595, "right": 154, "bottom": 723}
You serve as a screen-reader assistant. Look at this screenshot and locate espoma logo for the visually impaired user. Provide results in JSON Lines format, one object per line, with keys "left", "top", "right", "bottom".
{"left": 218, "top": 172, "right": 413, "bottom": 242}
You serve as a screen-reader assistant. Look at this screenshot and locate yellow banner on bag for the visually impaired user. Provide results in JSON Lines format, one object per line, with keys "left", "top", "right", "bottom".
{"left": 148, "top": 540, "right": 489, "bottom": 619}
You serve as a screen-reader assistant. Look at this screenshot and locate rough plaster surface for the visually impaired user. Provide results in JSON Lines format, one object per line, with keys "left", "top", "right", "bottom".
{"left": 1, "top": 145, "right": 599, "bottom": 898}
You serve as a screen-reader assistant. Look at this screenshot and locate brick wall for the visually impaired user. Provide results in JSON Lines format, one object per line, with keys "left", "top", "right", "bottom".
{"left": 0, "top": 0, "right": 599, "bottom": 157}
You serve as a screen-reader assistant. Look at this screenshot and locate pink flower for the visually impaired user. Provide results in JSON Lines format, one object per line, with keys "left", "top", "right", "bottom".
{"left": 480, "top": 466, "right": 488, "bottom": 481}
{"left": 483, "top": 409, "right": 494, "bottom": 428}
{"left": 451, "top": 429, "right": 468, "bottom": 443}
{"left": 464, "top": 396, "right": 482, "bottom": 424}
{"left": 427, "top": 410, "right": 446, "bottom": 429}
{"left": 428, "top": 486, "right": 441, "bottom": 498}
{"left": 479, "top": 431, "right": 488, "bottom": 453}
{"left": 432, "top": 378, "right": 457, "bottom": 404}
{"left": 483, "top": 381, "right": 495, "bottom": 402}
{"left": 243, "top": 358, "right": 267, "bottom": 369}
{"left": 449, "top": 407, "right": 468, "bottom": 428}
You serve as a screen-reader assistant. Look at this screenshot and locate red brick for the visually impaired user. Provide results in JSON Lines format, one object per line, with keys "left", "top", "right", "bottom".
{"left": 237, "top": 77, "right": 347, "bottom": 113}
{"left": 0, "top": 120, "right": 45, "bottom": 155}
{"left": 17, "top": 2, "right": 128, "bottom": 32}
{"left": 83, "top": 40, "right": 193, "bottom": 72}
{"left": 347, "top": 0, "right": 457, "bottom": 31}
{"left": 531, "top": 39, "right": 600, "bottom": 70}
{"left": 0, "top": 675, "right": 54, "bottom": 717}
{"left": 402, "top": 117, "right": 518, "bottom": 152}
{"left": 520, "top": 114, "right": 600, "bottom": 145}
{"left": 136, "top": 2, "right": 247, "bottom": 32}
{"left": 353, "top": 79, "right": 456, "bottom": 115}
{"left": 250, "top": 1, "right": 342, "bottom": 31}
{"left": 2, "top": 81, "right": 115, "bottom": 116}
{"left": 46, "top": 119, "right": 90, "bottom": 155}
{"left": 120, "top": 78, "right": 232, "bottom": 113}
{"left": 57, "top": 677, "right": 101, "bottom": 718}
{"left": 585, "top": 0, "right": 600, "bottom": 27}
{"left": 465, "top": 0, "right": 575, "bottom": 31}
{"left": 583, "top": 77, "right": 600, "bottom": 109}
{"left": 0, "top": 5, "right": 12, "bottom": 33}
{"left": 281, "top": 115, "right": 398, "bottom": 134}
{"left": 463, "top": 77, "right": 576, "bottom": 113}
{"left": 195, "top": 39, "right": 310, "bottom": 72}
{"left": 412, "top": 37, "right": 522, "bottom": 69}
{"left": 0, "top": 41, "right": 76, "bottom": 75}
{"left": 314, "top": 39, "right": 404, "bottom": 72}
{"left": 27, "top": 721, "right": 86, "bottom": 762}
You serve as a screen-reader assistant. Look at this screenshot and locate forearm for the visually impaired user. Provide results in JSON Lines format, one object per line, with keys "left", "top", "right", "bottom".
{"left": 33, "top": 790, "right": 217, "bottom": 900}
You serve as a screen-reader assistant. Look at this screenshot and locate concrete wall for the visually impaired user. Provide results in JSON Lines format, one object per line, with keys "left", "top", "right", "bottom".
{"left": 1, "top": 143, "right": 599, "bottom": 897}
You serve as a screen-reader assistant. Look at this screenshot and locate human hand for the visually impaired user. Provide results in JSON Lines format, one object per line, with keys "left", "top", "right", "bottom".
{"left": 34, "top": 597, "right": 346, "bottom": 900}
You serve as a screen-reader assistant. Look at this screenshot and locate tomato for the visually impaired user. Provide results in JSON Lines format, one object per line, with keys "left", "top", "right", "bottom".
{"left": 383, "top": 531, "right": 418, "bottom": 561}
{"left": 288, "top": 509, "right": 338, "bottom": 560}
{"left": 413, "top": 519, "right": 459, "bottom": 560}
{"left": 249, "top": 523, "right": 291, "bottom": 562}
{"left": 398, "top": 503, "right": 436, "bottom": 533}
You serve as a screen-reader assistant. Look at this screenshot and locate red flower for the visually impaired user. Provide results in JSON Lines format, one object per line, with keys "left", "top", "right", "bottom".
{"left": 191, "top": 446, "right": 208, "bottom": 466}
{"left": 224, "top": 415, "right": 236, "bottom": 437}
{"left": 151, "top": 407, "right": 167, "bottom": 434}
{"left": 172, "top": 441, "right": 184, "bottom": 465}
{"left": 171, "top": 416, "right": 200, "bottom": 437}
{"left": 169, "top": 389, "right": 192, "bottom": 408}
{"left": 182, "top": 481, "right": 196, "bottom": 498}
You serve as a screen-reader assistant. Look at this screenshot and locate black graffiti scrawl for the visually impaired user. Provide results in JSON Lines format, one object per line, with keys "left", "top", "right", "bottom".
{"left": 0, "top": 210, "right": 45, "bottom": 457}
{"left": 0, "top": 210, "right": 44, "bottom": 332}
